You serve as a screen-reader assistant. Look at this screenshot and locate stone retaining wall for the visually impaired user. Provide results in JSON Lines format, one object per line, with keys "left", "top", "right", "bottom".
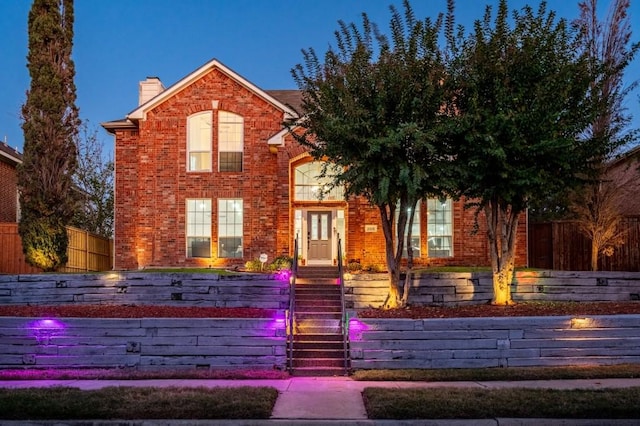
{"left": 349, "top": 315, "right": 640, "bottom": 369}
{"left": 0, "top": 317, "right": 286, "bottom": 370}
{"left": 0, "top": 272, "right": 289, "bottom": 309}
{"left": 346, "top": 270, "right": 640, "bottom": 309}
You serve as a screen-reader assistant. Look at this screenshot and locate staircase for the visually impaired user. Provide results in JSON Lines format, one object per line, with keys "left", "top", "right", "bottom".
{"left": 290, "top": 266, "right": 349, "bottom": 376}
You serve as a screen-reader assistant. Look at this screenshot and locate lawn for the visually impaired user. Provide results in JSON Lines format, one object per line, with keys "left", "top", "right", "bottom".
{"left": 363, "top": 387, "right": 640, "bottom": 419}
{"left": 0, "top": 386, "right": 278, "bottom": 420}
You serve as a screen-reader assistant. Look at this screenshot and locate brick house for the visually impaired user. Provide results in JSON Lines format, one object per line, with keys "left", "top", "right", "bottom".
{"left": 0, "top": 142, "right": 22, "bottom": 222}
{"left": 103, "top": 58, "right": 527, "bottom": 271}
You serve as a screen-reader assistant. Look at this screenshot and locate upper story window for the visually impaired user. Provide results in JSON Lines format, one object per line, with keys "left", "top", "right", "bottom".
{"left": 427, "top": 198, "right": 453, "bottom": 257}
{"left": 187, "top": 111, "right": 212, "bottom": 171}
{"left": 218, "top": 111, "right": 243, "bottom": 172}
{"left": 294, "top": 161, "right": 344, "bottom": 201}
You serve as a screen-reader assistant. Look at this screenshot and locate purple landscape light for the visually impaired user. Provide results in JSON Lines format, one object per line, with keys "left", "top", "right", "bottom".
{"left": 26, "top": 318, "right": 67, "bottom": 345}
{"left": 348, "top": 318, "right": 369, "bottom": 342}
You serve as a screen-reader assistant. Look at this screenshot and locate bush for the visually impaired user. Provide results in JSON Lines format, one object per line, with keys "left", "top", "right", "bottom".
{"left": 347, "top": 261, "right": 362, "bottom": 272}
{"left": 268, "top": 255, "right": 293, "bottom": 271}
{"left": 18, "top": 215, "right": 68, "bottom": 271}
{"left": 364, "top": 264, "right": 383, "bottom": 273}
{"left": 244, "top": 259, "right": 263, "bottom": 272}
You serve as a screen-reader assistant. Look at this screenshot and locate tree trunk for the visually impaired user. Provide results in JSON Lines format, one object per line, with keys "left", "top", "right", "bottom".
{"left": 591, "top": 241, "right": 600, "bottom": 271}
{"left": 484, "top": 199, "right": 520, "bottom": 305}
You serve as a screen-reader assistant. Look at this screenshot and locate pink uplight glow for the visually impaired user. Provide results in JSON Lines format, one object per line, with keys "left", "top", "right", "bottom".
{"left": 276, "top": 269, "right": 291, "bottom": 282}
{"left": 348, "top": 318, "right": 369, "bottom": 342}
{"left": 26, "top": 318, "right": 67, "bottom": 345}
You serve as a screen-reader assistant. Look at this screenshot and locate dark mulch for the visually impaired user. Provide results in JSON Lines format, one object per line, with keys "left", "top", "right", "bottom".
{"left": 358, "top": 301, "right": 640, "bottom": 319}
{"left": 1, "top": 301, "right": 639, "bottom": 318}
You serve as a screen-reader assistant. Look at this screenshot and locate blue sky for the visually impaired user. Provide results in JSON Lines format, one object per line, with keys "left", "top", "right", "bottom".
{"left": 1, "top": 0, "right": 638, "bottom": 155}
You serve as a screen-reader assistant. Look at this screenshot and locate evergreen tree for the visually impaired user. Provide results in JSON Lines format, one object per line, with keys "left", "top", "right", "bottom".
{"left": 19, "top": 0, "right": 80, "bottom": 271}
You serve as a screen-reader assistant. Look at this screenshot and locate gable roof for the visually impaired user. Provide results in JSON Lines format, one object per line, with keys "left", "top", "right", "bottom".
{"left": 0, "top": 142, "right": 22, "bottom": 166}
{"left": 127, "top": 58, "right": 298, "bottom": 122}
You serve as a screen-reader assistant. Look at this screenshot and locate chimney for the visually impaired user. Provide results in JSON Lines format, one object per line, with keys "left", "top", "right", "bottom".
{"left": 138, "top": 77, "right": 165, "bottom": 105}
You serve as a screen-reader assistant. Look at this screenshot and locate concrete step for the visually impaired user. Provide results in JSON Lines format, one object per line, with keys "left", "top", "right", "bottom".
{"left": 292, "top": 357, "right": 346, "bottom": 368}
{"left": 292, "top": 348, "right": 345, "bottom": 359}
{"left": 290, "top": 366, "right": 347, "bottom": 377}
{"left": 293, "top": 341, "right": 345, "bottom": 350}
{"left": 295, "top": 312, "right": 342, "bottom": 320}
{"left": 294, "top": 333, "right": 344, "bottom": 342}
{"left": 296, "top": 305, "right": 342, "bottom": 313}
{"left": 296, "top": 298, "right": 342, "bottom": 311}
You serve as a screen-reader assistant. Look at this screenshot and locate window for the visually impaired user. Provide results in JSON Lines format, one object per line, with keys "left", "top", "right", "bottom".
{"left": 395, "top": 202, "right": 421, "bottom": 257}
{"left": 187, "top": 111, "right": 212, "bottom": 171}
{"left": 218, "top": 111, "right": 243, "bottom": 172}
{"left": 294, "top": 161, "right": 344, "bottom": 201}
{"left": 427, "top": 198, "right": 453, "bottom": 257}
{"left": 186, "top": 199, "right": 211, "bottom": 258}
{"left": 218, "top": 199, "right": 243, "bottom": 258}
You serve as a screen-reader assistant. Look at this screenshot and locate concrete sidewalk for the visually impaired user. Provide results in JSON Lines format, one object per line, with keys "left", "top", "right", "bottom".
{"left": 2, "top": 376, "right": 640, "bottom": 425}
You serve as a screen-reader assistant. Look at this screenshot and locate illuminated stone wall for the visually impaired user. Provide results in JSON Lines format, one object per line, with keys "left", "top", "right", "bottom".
{"left": 349, "top": 315, "right": 640, "bottom": 369}
{"left": 0, "top": 317, "right": 286, "bottom": 370}
{"left": 345, "top": 270, "right": 640, "bottom": 309}
{"left": 0, "top": 272, "right": 290, "bottom": 309}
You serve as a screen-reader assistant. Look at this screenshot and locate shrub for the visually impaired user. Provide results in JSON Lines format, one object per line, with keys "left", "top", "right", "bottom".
{"left": 268, "top": 255, "right": 293, "bottom": 271}
{"left": 244, "top": 259, "right": 263, "bottom": 272}
{"left": 347, "top": 261, "right": 362, "bottom": 272}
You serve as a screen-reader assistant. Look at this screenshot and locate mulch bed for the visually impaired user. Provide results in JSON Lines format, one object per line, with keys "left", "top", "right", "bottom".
{"left": 1, "top": 301, "right": 639, "bottom": 318}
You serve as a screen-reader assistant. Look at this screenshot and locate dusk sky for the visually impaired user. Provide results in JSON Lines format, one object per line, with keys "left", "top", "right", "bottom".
{"left": 1, "top": 0, "right": 638, "bottom": 156}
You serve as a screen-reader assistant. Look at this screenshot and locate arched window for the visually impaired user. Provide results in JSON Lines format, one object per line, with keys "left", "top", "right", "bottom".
{"left": 187, "top": 111, "right": 212, "bottom": 171}
{"left": 218, "top": 111, "right": 243, "bottom": 172}
{"left": 294, "top": 161, "right": 344, "bottom": 201}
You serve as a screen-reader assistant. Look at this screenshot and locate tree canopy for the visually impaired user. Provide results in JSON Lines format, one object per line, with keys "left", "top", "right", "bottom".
{"left": 290, "top": 0, "right": 453, "bottom": 307}
{"left": 445, "top": 0, "right": 611, "bottom": 303}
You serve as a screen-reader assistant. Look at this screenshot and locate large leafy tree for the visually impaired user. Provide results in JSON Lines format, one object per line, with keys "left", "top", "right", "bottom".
{"left": 290, "top": 0, "right": 452, "bottom": 307}
{"left": 19, "top": 0, "right": 80, "bottom": 271}
{"left": 71, "top": 123, "right": 114, "bottom": 239}
{"left": 445, "top": 0, "right": 607, "bottom": 304}
{"left": 570, "top": 0, "right": 639, "bottom": 271}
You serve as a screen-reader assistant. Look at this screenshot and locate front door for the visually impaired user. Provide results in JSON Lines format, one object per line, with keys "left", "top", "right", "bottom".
{"left": 307, "top": 211, "right": 332, "bottom": 262}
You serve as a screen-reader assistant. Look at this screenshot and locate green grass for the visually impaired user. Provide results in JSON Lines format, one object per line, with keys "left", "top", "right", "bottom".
{"left": 363, "top": 387, "right": 640, "bottom": 419}
{"left": 0, "top": 386, "right": 278, "bottom": 420}
{"left": 352, "top": 364, "right": 640, "bottom": 382}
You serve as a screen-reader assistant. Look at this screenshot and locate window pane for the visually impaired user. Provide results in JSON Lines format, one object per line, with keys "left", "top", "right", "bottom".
{"left": 188, "top": 112, "right": 212, "bottom": 171}
{"left": 186, "top": 199, "right": 211, "bottom": 258}
{"left": 219, "top": 152, "right": 242, "bottom": 172}
{"left": 218, "top": 111, "right": 243, "bottom": 173}
{"left": 218, "top": 199, "right": 243, "bottom": 258}
{"left": 294, "top": 161, "right": 344, "bottom": 201}
{"left": 427, "top": 198, "right": 453, "bottom": 258}
{"left": 395, "top": 202, "right": 421, "bottom": 258}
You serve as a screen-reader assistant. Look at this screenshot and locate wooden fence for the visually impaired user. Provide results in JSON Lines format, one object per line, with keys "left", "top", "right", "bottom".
{"left": 0, "top": 223, "right": 112, "bottom": 274}
{"left": 528, "top": 217, "right": 640, "bottom": 271}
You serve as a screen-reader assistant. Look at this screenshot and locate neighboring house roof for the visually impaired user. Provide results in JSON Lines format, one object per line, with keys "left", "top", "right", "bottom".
{"left": 0, "top": 142, "right": 22, "bottom": 166}
{"left": 606, "top": 145, "right": 640, "bottom": 216}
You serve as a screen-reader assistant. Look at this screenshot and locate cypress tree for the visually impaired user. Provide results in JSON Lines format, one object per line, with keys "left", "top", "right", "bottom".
{"left": 19, "top": 0, "right": 79, "bottom": 271}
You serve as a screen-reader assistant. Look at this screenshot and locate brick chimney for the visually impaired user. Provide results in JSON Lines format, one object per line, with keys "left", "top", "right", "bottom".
{"left": 138, "top": 77, "right": 165, "bottom": 105}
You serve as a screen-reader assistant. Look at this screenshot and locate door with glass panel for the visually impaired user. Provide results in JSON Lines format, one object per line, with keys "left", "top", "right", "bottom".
{"left": 307, "top": 211, "right": 331, "bottom": 261}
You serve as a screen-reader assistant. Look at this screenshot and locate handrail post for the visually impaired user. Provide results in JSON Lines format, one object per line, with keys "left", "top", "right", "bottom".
{"left": 288, "top": 235, "right": 299, "bottom": 374}
{"left": 337, "top": 234, "right": 349, "bottom": 374}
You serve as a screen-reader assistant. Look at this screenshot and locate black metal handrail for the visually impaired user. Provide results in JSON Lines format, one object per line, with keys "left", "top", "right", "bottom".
{"left": 337, "top": 234, "right": 349, "bottom": 373}
{"left": 287, "top": 236, "right": 299, "bottom": 374}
